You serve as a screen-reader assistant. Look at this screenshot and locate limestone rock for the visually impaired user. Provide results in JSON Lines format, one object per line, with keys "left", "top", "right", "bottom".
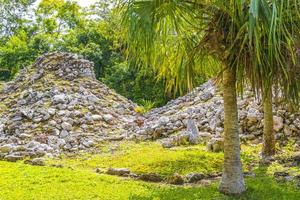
{"left": 106, "top": 168, "right": 130, "bottom": 176}
{"left": 52, "top": 94, "right": 68, "bottom": 104}
{"left": 103, "top": 114, "right": 114, "bottom": 123}
{"left": 273, "top": 116, "right": 284, "bottom": 132}
{"left": 0, "top": 144, "right": 14, "bottom": 153}
{"left": 61, "top": 122, "right": 72, "bottom": 131}
{"left": 5, "top": 154, "right": 24, "bottom": 162}
{"left": 292, "top": 151, "right": 300, "bottom": 164}
{"left": 138, "top": 173, "right": 163, "bottom": 182}
{"left": 186, "top": 173, "right": 206, "bottom": 183}
{"left": 186, "top": 119, "right": 200, "bottom": 145}
{"left": 24, "top": 158, "right": 46, "bottom": 166}
{"left": 167, "top": 173, "right": 185, "bottom": 185}
{"left": 206, "top": 138, "right": 224, "bottom": 152}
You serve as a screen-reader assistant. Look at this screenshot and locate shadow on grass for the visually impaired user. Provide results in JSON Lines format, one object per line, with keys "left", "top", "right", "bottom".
{"left": 144, "top": 153, "right": 224, "bottom": 177}
{"left": 129, "top": 167, "right": 300, "bottom": 200}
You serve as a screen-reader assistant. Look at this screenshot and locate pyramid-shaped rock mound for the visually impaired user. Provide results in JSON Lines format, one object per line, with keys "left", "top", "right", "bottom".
{"left": 0, "top": 52, "right": 138, "bottom": 161}
{"left": 131, "top": 80, "right": 300, "bottom": 147}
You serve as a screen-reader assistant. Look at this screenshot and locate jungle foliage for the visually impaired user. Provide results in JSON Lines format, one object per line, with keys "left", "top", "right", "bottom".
{"left": 0, "top": 0, "right": 208, "bottom": 107}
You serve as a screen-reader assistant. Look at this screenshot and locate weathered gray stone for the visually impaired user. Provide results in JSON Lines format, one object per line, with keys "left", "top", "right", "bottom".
{"left": 103, "top": 114, "right": 114, "bottom": 123}
{"left": 186, "top": 173, "right": 206, "bottom": 183}
{"left": 52, "top": 94, "right": 68, "bottom": 104}
{"left": 60, "top": 130, "right": 69, "bottom": 138}
{"left": 167, "top": 173, "right": 185, "bottom": 185}
{"left": 274, "top": 116, "right": 284, "bottom": 132}
{"left": 138, "top": 173, "right": 163, "bottom": 182}
{"left": 106, "top": 168, "right": 130, "bottom": 176}
{"left": 61, "top": 122, "right": 72, "bottom": 131}
{"left": 186, "top": 119, "right": 200, "bottom": 145}
{"left": 292, "top": 151, "right": 300, "bottom": 163}
{"left": 206, "top": 138, "right": 224, "bottom": 152}
{"left": 48, "top": 108, "right": 56, "bottom": 115}
{"left": 5, "top": 154, "right": 24, "bottom": 162}
{"left": 0, "top": 144, "right": 14, "bottom": 153}
{"left": 24, "top": 158, "right": 46, "bottom": 166}
{"left": 91, "top": 115, "right": 102, "bottom": 121}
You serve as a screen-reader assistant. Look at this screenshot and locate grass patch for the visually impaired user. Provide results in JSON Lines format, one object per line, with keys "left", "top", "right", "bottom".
{"left": 48, "top": 141, "right": 225, "bottom": 177}
{"left": 48, "top": 141, "right": 262, "bottom": 177}
{"left": 1, "top": 161, "right": 300, "bottom": 200}
{"left": 1, "top": 141, "right": 300, "bottom": 199}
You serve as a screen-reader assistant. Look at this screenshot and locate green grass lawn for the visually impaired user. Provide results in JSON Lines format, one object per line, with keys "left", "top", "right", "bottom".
{"left": 48, "top": 142, "right": 225, "bottom": 177}
{"left": 1, "top": 141, "right": 300, "bottom": 200}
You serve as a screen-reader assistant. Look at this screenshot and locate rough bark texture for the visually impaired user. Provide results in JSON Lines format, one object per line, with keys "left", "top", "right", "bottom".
{"left": 262, "top": 87, "right": 275, "bottom": 157}
{"left": 219, "top": 68, "right": 246, "bottom": 195}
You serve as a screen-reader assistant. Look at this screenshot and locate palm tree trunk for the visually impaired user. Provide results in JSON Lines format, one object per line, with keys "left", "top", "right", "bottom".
{"left": 262, "top": 86, "right": 275, "bottom": 157}
{"left": 219, "top": 67, "right": 246, "bottom": 195}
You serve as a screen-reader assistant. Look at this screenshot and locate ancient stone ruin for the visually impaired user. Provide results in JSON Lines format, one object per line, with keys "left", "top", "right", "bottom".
{"left": 0, "top": 52, "right": 138, "bottom": 161}
{"left": 130, "top": 81, "right": 300, "bottom": 149}
{"left": 0, "top": 52, "right": 300, "bottom": 161}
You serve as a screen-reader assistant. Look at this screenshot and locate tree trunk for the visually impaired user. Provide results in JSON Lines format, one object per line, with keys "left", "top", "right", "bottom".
{"left": 219, "top": 67, "right": 246, "bottom": 195}
{"left": 262, "top": 86, "right": 275, "bottom": 157}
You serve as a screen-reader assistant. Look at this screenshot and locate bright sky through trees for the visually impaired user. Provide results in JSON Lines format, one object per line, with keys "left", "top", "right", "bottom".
{"left": 35, "top": 0, "right": 98, "bottom": 7}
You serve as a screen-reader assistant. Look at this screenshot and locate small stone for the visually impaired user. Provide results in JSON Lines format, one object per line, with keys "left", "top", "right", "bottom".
{"left": 103, "top": 114, "right": 114, "bottom": 123}
{"left": 58, "top": 110, "right": 67, "bottom": 116}
{"left": 106, "top": 168, "right": 130, "bottom": 176}
{"left": 91, "top": 115, "right": 102, "bottom": 121}
{"left": 48, "top": 108, "right": 56, "bottom": 115}
{"left": 199, "top": 179, "right": 212, "bottom": 186}
{"left": 206, "top": 138, "right": 224, "bottom": 152}
{"left": 200, "top": 92, "right": 213, "bottom": 101}
{"left": 52, "top": 94, "right": 68, "bottom": 104}
{"left": 159, "top": 116, "right": 170, "bottom": 125}
{"left": 35, "top": 150, "right": 46, "bottom": 157}
{"left": 61, "top": 122, "right": 72, "bottom": 131}
{"left": 60, "top": 130, "right": 69, "bottom": 138}
{"left": 138, "top": 173, "right": 163, "bottom": 182}
{"left": 0, "top": 144, "right": 14, "bottom": 153}
{"left": 273, "top": 116, "right": 284, "bottom": 132}
{"left": 19, "top": 134, "right": 31, "bottom": 140}
{"left": 82, "top": 140, "right": 94, "bottom": 147}
{"left": 283, "top": 125, "right": 293, "bottom": 136}
{"left": 161, "top": 140, "right": 174, "bottom": 148}
{"left": 247, "top": 109, "right": 259, "bottom": 126}
{"left": 50, "top": 164, "right": 64, "bottom": 168}
{"left": 198, "top": 132, "right": 212, "bottom": 141}
{"left": 186, "top": 119, "right": 200, "bottom": 145}
{"left": 5, "top": 155, "right": 24, "bottom": 162}
{"left": 292, "top": 151, "right": 300, "bottom": 163}
{"left": 24, "top": 158, "right": 46, "bottom": 166}
{"left": 167, "top": 173, "right": 185, "bottom": 185}
{"left": 186, "top": 173, "right": 206, "bottom": 183}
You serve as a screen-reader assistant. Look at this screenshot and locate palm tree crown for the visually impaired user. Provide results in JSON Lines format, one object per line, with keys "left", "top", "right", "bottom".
{"left": 122, "top": 0, "right": 300, "bottom": 99}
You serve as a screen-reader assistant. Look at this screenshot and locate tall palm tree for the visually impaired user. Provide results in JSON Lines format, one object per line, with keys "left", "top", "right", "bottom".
{"left": 244, "top": 1, "right": 300, "bottom": 158}
{"left": 121, "top": 0, "right": 300, "bottom": 195}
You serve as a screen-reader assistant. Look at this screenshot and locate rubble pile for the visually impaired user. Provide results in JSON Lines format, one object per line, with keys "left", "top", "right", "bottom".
{"left": 0, "top": 53, "right": 138, "bottom": 161}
